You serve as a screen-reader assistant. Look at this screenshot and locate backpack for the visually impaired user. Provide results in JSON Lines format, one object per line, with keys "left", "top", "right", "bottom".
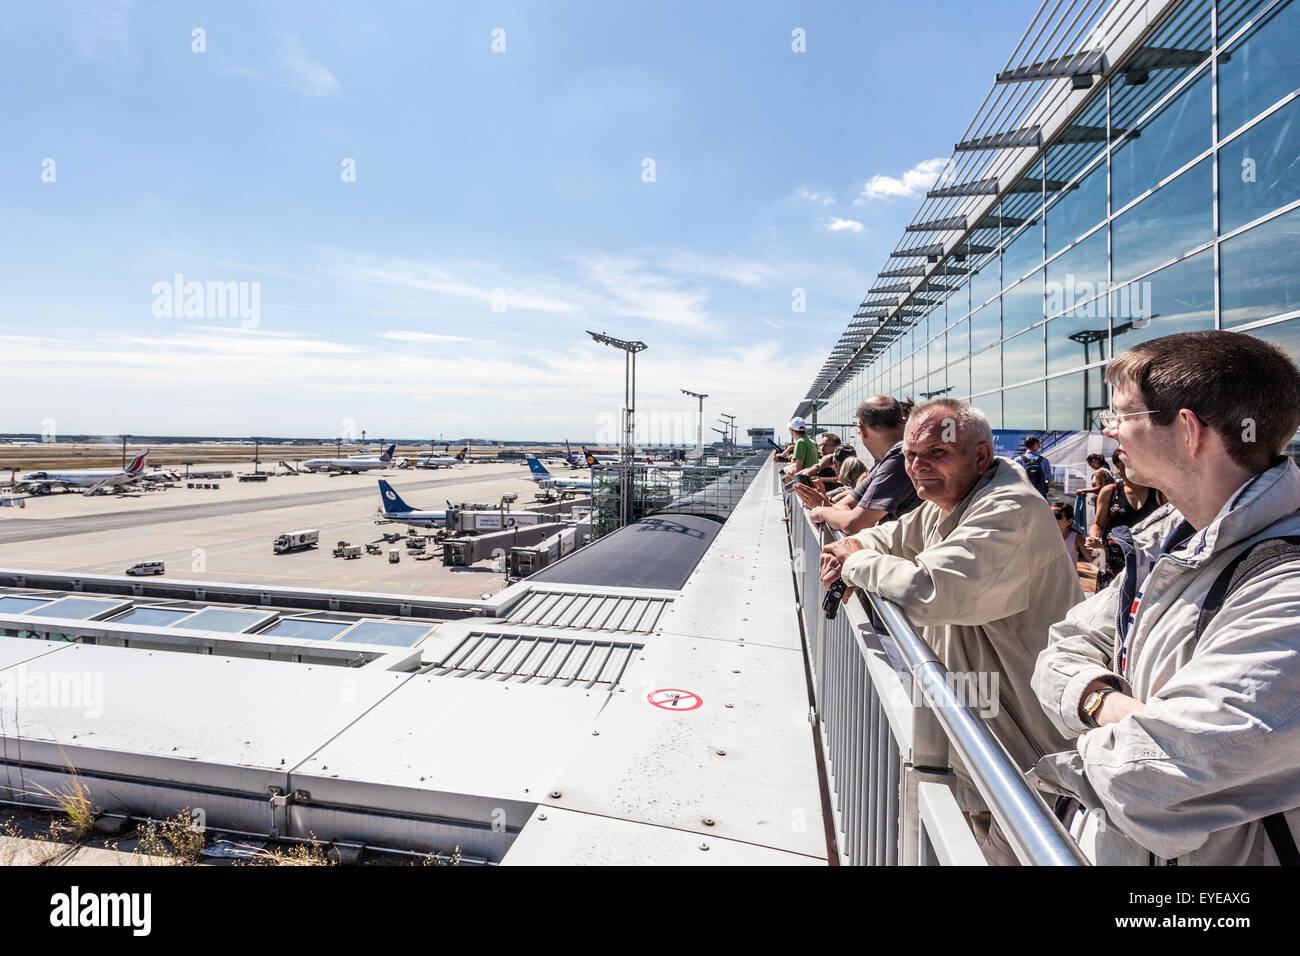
{"left": 1191, "top": 535, "right": 1300, "bottom": 866}
{"left": 1017, "top": 454, "right": 1047, "bottom": 497}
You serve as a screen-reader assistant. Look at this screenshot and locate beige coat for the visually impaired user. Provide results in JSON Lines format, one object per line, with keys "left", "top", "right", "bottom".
{"left": 840, "top": 458, "right": 1082, "bottom": 778}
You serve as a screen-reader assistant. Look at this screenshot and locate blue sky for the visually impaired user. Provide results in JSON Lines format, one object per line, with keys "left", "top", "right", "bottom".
{"left": 0, "top": 0, "right": 1038, "bottom": 442}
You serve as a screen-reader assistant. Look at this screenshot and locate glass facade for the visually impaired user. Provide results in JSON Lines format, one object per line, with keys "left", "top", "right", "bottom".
{"left": 818, "top": 0, "right": 1300, "bottom": 438}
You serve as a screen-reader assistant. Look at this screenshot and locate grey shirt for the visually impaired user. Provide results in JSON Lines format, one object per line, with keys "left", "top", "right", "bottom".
{"left": 848, "top": 441, "right": 920, "bottom": 520}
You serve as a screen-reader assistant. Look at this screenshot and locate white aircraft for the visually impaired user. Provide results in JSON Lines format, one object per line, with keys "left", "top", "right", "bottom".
{"left": 582, "top": 446, "right": 620, "bottom": 466}
{"left": 415, "top": 446, "right": 469, "bottom": 468}
{"left": 376, "top": 480, "right": 449, "bottom": 529}
{"left": 302, "top": 443, "right": 397, "bottom": 474}
{"left": 525, "top": 457, "right": 592, "bottom": 491}
{"left": 18, "top": 449, "right": 151, "bottom": 496}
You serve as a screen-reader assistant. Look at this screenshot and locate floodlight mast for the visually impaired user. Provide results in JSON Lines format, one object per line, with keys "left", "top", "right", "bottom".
{"left": 587, "top": 331, "right": 648, "bottom": 527}
{"left": 720, "top": 413, "right": 737, "bottom": 451}
{"left": 680, "top": 389, "right": 708, "bottom": 460}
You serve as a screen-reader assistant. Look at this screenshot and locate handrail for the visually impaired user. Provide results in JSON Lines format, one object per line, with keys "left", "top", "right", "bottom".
{"left": 795, "top": 490, "right": 1088, "bottom": 865}
{"left": 858, "top": 582, "right": 1088, "bottom": 865}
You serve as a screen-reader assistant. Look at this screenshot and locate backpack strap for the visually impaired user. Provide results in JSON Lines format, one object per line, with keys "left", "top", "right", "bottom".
{"left": 1193, "top": 536, "right": 1300, "bottom": 642}
{"left": 1193, "top": 534, "right": 1300, "bottom": 866}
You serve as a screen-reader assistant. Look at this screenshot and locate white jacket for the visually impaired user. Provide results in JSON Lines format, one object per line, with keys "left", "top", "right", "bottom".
{"left": 1030, "top": 459, "right": 1300, "bottom": 865}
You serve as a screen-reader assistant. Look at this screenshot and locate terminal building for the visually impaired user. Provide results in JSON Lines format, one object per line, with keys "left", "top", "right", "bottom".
{"left": 798, "top": 0, "right": 1299, "bottom": 472}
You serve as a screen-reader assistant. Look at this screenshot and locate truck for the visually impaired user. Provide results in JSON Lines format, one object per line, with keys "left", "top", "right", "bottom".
{"left": 273, "top": 529, "right": 319, "bottom": 554}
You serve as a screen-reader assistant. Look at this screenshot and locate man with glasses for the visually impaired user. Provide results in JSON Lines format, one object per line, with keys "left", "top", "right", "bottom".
{"left": 1032, "top": 330, "right": 1300, "bottom": 865}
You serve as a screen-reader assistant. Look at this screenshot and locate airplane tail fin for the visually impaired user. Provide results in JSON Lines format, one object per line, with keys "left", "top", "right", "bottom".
{"left": 378, "top": 479, "right": 414, "bottom": 514}
{"left": 526, "top": 456, "right": 552, "bottom": 478}
{"left": 455, "top": 446, "right": 468, "bottom": 461}
{"left": 380, "top": 443, "right": 397, "bottom": 462}
{"left": 125, "top": 449, "right": 149, "bottom": 474}
{"left": 582, "top": 446, "right": 598, "bottom": 467}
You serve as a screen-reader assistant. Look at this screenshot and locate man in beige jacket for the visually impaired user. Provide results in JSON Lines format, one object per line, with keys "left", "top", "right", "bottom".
{"left": 820, "top": 399, "right": 1082, "bottom": 786}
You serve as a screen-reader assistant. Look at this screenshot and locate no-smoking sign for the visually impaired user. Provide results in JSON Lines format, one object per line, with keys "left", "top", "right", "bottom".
{"left": 647, "top": 688, "right": 702, "bottom": 711}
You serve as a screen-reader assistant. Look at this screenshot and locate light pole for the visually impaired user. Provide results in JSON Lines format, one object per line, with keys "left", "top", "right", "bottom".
{"left": 680, "top": 389, "right": 708, "bottom": 461}
{"left": 588, "top": 331, "right": 648, "bottom": 528}
{"left": 720, "top": 413, "right": 736, "bottom": 452}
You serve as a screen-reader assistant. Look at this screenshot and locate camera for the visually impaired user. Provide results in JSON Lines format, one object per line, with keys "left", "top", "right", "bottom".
{"left": 823, "top": 579, "right": 847, "bottom": 619}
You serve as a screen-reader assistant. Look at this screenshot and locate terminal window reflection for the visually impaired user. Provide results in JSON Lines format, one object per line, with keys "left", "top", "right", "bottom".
{"left": 1218, "top": 0, "right": 1300, "bottom": 136}
{"left": 1111, "top": 157, "right": 1213, "bottom": 284}
{"left": 1221, "top": 205, "right": 1300, "bottom": 327}
{"left": 1003, "top": 381, "right": 1046, "bottom": 430}
{"left": 1219, "top": 94, "right": 1300, "bottom": 234}
{"left": 1111, "top": 248, "right": 1214, "bottom": 347}
{"left": 1111, "top": 69, "right": 1212, "bottom": 211}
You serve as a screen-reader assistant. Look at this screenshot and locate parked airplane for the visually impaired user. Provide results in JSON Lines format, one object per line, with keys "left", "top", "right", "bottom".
{"left": 582, "top": 446, "right": 620, "bottom": 466}
{"left": 415, "top": 446, "right": 469, "bottom": 468}
{"left": 376, "top": 480, "right": 449, "bottom": 529}
{"left": 18, "top": 449, "right": 151, "bottom": 496}
{"left": 302, "top": 443, "right": 397, "bottom": 474}
{"left": 525, "top": 456, "right": 592, "bottom": 491}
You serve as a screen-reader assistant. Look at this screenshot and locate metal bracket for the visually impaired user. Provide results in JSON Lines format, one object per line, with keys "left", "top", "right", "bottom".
{"left": 266, "top": 786, "right": 311, "bottom": 837}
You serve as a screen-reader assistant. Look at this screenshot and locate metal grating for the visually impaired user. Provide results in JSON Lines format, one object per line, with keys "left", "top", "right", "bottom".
{"left": 427, "top": 632, "right": 642, "bottom": 689}
{"left": 505, "top": 589, "right": 671, "bottom": 633}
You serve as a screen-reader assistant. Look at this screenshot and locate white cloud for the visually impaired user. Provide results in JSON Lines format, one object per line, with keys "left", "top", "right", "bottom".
{"left": 827, "top": 218, "right": 864, "bottom": 232}
{"left": 794, "top": 187, "right": 835, "bottom": 206}
{"left": 854, "top": 157, "right": 948, "bottom": 203}
{"left": 279, "top": 36, "right": 341, "bottom": 97}
{"left": 376, "top": 331, "right": 470, "bottom": 344}
{"left": 67, "top": 0, "right": 134, "bottom": 64}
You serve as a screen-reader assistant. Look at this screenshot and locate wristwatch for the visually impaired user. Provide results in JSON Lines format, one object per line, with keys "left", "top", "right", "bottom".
{"left": 1082, "top": 687, "right": 1113, "bottom": 726}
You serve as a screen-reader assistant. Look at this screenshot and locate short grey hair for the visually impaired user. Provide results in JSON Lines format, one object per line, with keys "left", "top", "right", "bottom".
{"left": 909, "top": 399, "right": 994, "bottom": 449}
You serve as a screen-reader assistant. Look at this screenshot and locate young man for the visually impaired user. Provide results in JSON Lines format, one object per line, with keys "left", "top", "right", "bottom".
{"left": 1015, "top": 436, "right": 1051, "bottom": 497}
{"left": 782, "top": 417, "right": 819, "bottom": 478}
{"left": 1031, "top": 331, "right": 1300, "bottom": 865}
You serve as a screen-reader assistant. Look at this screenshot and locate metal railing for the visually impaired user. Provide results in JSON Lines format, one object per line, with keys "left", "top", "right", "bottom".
{"left": 782, "top": 480, "right": 1087, "bottom": 865}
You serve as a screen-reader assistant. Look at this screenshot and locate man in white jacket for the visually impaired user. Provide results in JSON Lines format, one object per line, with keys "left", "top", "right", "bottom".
{"left": 1031, "top": 330, "right": 1300, "bottom": 865}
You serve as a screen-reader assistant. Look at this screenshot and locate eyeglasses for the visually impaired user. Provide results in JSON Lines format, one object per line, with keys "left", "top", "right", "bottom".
{"left": 1098, "top": 408, "right": 1159, "bottom": 428}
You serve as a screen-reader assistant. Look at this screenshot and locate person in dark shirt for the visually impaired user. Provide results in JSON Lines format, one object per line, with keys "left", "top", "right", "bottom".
{"left": 793, "top": 395, "right": 920, "bottom": 534}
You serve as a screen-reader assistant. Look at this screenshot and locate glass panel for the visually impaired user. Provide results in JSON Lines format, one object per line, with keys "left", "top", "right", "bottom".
{"left": 1112, "top": 69, "right": 1211, "bottom": 211}
{"left": 111, "top": 607, "right": 195, "bottom": 627}
{"left": 971, "top": 302, "right": 1001, "bottom": 352}
{"left": 25, "top": 598, "right": 125, "bottom": 620}
{"left": 0, "top": 596, "right": 51, "bottom": 614}
{"left": 263, "top": 618, "right": 352, "bottom": 640}
{"left": 972, "top": 343, "right": 1002, "bottom": 396}
{"left": 1221, "top": 205, "right": 1300, "bottom": 326}
{"left": 1219, "top": 0, "right": 1281, "bottom": 39}
{"left": 947, "top": 359, "right": 970, "bottom": 399}
{"left": 1111, "top": 157, "right": 1213, "bottom": 284}
{"left": 1111, "top": 0, "right": 1212, "bottom": 142}
{"left": 1112, "top": 248, "right": 1215, "bottom": 347}
{"left": 970, "top": 249, "right": 1001, "bottom": 308}
{"left": 336, "top": 621, "right": 432, "bottom": 647}
{"left": 1046, "top": 230, "right": 1109, "bottom": 319}
{"left": 949, "top": 319, "right": 970, "bottom": 360}
{"left": 1048, "top": 372, "right": 1089, "bottom": 431}
{"left": 1046, "top": 163, "right": 1108, "bottom": 257}
{"left": 1219, "top": 0, "right": 1300, "bottom": 136}
{"left": 1003, "top": 271, "right": 1045, "bottom": 339}
{"left": 1002, "top": 219, "right": 1043, "bottom": 287}
{"left": 1219, "top": 94, "right": 1300, "bottom": 233}
{"left": 175, "top": 608, "right": 274, "bottom": 633}
{"left": 929, "top": 334, "right": 944, "bottom": 375}
{"left": 970, "top": 391, "right": 1003, "bottom": 430}
{"left": 1045, "top": 95, "right": 1110, "bottom": 230}
{"left": 1250, "top": 316, "right": 1300, "bottom": 368}
{"left": 1003, "top": 381, "right": 1046, "bottom": 430}
{"left": 1002, "top": 328, "right": 1044, "bottom": 385}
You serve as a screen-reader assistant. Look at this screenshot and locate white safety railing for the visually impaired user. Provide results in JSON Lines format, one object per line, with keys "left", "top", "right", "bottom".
{"left": 782, "top": 482, "right": 1087, "bottom": 866}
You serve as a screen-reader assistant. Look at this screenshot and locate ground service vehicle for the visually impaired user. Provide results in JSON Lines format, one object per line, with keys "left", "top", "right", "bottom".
{"left": 125, "top": 561, "right": 165, "bottom": 576}
{"left": 273, "top": 529, "right": 319, "bottom": 554}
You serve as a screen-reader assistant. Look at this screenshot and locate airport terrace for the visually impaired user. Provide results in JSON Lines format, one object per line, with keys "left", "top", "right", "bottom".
{"left": 2, "top": 0, "right": 1296, "bottom": 866}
